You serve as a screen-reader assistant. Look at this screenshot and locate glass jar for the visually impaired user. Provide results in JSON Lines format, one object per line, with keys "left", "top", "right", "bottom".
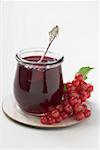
{"left": 14, "top": 48, "right": 64, "bottom": 115}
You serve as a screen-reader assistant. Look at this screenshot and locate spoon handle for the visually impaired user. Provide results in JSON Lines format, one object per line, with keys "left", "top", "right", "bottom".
{"left": 38, "top": 37, "right": 55, "bottom": 63}
{"left": 38, "top": 25, "right": 59, "bottom": 63}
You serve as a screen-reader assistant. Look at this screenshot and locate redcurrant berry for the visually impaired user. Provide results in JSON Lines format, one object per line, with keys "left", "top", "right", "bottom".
{"left": 86, "top": 91, "right": 91, "bottom": 99}
{"left": 51, "top": 118, "right": 56, "bottom": 124}
{"left": 67, "top": 85, "right": 75, "bottom": 92}
{"left": 80, "top": 81, "right": 88, "bottom": 90}
{"left": 74, "top": 103, "right": 84, "bottom": 113}
{"left": 64, "top": 103, "right": 73, "bottom": 113}
{"left": 75, "top": 73, "right": 84, "bottom": 81}
{"left": 69, "top": 97, "right": 78, "bottom": 106}
{"left": 51, "top": 109, "right": 60, "bottom": 119}
{"left": 84, "top": 109, "right": 91, "bottom": 118}
{"left": 66, "top": 82, "right": 72, "bottom": 88}
{"left": 82, "top": 104, "right": 87, "bottom": 111}
{"left": 77, "top": 98, "right": 82, "bottom": 104}
{"left": 75, "top": 112, "right": 85, "bottom": 121}
{"left": 87, "top": 84, "right": 94, "bottom": 92}
{"left": 72, "top": 79, "right": 80, "bottom": 87}
{"left": 80, "top": 91, "right": 87, "bottom": 102}
{"left": 61, "top": 112, "right": 68, "bottom": 119}
{"left": 69, "top": 91, "right": 79, "bottom": 98}
{"left": 48, "top": 117, "right": 54, "bottom": 124}
{"left": 56, "top": 116, "right": 63, "bottom": 123}
{"left": 40, "top": 116, "right": 48, "bottom": 124}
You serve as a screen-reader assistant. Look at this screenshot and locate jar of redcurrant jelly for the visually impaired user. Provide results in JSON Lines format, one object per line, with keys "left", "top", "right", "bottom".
{"left": 14, "top": 48, "right": 64, "bottom": 116}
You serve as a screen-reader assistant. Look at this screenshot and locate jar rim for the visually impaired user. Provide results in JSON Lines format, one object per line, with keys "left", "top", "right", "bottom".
{"left": 16, "top": 48, "right": 64, "bottom": 66}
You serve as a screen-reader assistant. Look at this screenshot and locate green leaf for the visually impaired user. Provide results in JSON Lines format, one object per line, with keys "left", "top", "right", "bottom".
{"left": 64, "top": 84, "right": 67, "bottom": 92}
{"left": 78, "top": 66, "right": 94, "bottom": 80}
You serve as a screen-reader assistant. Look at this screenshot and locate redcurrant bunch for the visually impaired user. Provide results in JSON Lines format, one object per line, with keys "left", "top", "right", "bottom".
{"left": 40, "top": 73, "right": 93, "bottom": 124}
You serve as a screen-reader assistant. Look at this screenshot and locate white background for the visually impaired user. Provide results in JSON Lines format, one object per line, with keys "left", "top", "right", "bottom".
{"left": 0, "top": 1, "right": 99, "bottom": 149}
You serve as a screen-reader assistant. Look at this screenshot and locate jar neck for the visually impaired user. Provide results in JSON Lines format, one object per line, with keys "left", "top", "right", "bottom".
{"left": 16, "top": 48, "right": 64, "bottom": 69}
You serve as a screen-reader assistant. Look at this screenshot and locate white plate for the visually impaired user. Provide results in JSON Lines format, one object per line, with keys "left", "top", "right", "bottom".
{"left": 2, "top": 94, "right": 92, "bottom": 129}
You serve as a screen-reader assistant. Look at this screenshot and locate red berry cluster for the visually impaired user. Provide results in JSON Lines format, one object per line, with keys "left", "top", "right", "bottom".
{"left": 40, "top": 74, "right": 93, "bottom": 125}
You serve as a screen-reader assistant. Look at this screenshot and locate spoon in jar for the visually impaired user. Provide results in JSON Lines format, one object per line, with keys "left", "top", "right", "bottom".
{"left": 38, "top": 25, "right": 59, "bottom": 63}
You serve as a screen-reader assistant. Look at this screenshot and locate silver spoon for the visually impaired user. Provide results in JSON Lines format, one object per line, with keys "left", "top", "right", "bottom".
{"left": 38, "top": 25, "right": 59, "bottom": 63}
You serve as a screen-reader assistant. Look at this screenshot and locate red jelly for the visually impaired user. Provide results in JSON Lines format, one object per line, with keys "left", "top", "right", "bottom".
{"left": 14, "top": 49, "right": 64, "bottom": 115}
